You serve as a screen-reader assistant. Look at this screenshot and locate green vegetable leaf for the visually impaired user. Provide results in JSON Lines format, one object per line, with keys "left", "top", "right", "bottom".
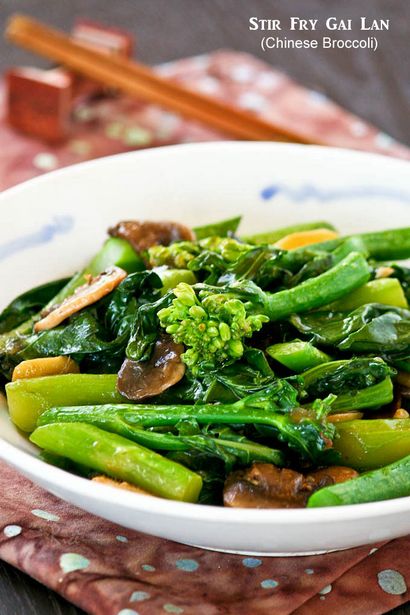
{"left": 0, "top": 278, "right": 69, "bottom": 334}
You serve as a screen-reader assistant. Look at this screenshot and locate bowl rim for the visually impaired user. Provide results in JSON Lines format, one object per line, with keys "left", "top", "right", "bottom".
{"left": 0, "top": 141, "right": 409, "bottom": 207}
{"left": 2, "top": 437, "right": 410, "bottom": 523}
{"left": 1, "top": 141, "right": 409, "bottom": 524}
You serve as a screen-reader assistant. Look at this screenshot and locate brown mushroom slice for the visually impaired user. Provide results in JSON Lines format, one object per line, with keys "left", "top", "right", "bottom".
{"left": 34, "top": 266, "right": 127, "bottom": 332}
{"left": 223, "top": 462, "right": 358, "bottom": 509}
{"left": 117, "top": 334, "right": 185, "bottom": 401}
{"left": 108, "top": 220, "right": 195, "bottom": 252}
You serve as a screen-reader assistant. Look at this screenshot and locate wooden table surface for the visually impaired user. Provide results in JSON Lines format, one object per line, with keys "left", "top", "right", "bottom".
{"left": 0, "top": 0, "right": 409, "bottom": 613}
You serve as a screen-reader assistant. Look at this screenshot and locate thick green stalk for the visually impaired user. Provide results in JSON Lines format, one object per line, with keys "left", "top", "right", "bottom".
{"left": 30, "top": 423, "right": 202, "bottom": 502}
{"left": 86, "top": 237, "right": 144, "bottom": 276}
{"left": 154, "top": 267, "right": 197, "bottom": 294}
{"left": 36, "top": 404, "right": 285, "bottom": 465}
{"left": 310, "top": 227, "right": 410, "bottom": 261}
{"left": 266, "top": 340, "right": 331, "bottom": 373}
{"left": 334, "top": 419, "right": 410, "bottom": 471}
{"left": 6, "top": 374, "right": 123, "bottom": 432}
{"left": 327, "top": 278, "right": 408, "bottom": 312}
{"left": 330, "top": 378, "right": 393, "bottom": 413}
{"left": 308, "top": 453, "right": 410, "bottom": 507}
{"left": 39, "top": 401, "right": 291, "bottom": 429}
{"left": 263, "top": 252, "right": 370, "bottom": 320}
{"left": 38, "top": 401, "right": 329, "bottom": 462}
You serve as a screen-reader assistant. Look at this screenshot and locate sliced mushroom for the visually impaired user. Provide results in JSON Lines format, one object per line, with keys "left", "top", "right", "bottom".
{"left": 117, "top": 334, "right": 185, "bottom": 401}
{"left": 223, "top": 462, "right": 358, "bottom": 509}
{"left": 108, "top": 220, "right": 195, "bottom": 252}
{"left": 34, "top": 266, "right": 127, "bottom": 332}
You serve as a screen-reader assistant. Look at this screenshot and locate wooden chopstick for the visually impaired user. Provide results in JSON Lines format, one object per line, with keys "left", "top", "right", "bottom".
{"left": 6, "top": 14, "right": 313, "bottom": 144}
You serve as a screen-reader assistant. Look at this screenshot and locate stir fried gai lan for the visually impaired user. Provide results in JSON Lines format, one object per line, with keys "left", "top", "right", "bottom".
{"left": 3, "top": 217, "right": 410, "bottom": 507}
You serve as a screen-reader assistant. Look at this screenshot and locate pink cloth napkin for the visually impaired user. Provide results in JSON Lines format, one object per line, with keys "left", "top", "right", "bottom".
{"left": 0, "top": 50, "right": 409, "bottom": 614}
{"left": 0, "top": 461, "right": 408, "bottom": 615}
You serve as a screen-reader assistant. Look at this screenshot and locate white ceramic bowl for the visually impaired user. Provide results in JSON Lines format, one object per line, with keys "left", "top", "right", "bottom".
{"left": 1, "top": 142, "right": 410, "bottom": 555}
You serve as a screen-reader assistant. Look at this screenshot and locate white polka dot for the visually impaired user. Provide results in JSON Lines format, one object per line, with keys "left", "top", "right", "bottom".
{"left": 142, "top": 564, "right": 155, "bottom": 572}
{"left": 131, "top": 591, "right": 150, "bottom": 602}
{"left": 238, "top": 92, "right": 266, "bottom": 112}
{"left": 350, "top": 121, "right": 368, "bottom": 137}
{"left": 159, "top": 112, "right": 181, "bottom": 132}
{"left": 191, "top": 55, "right": 211, "bottom": 70}
{"left": 375, "top": 132, "right": 395, "bottom": 149}
{"left": 32, "top": 153, "right": 58, "bottom": 171}
{"left": 74, "top": 106, "right": 94, "bottom": 122}
{"left": 60, "top": 553, "right": 90, "bottom": 573}
{"left": 230, "top": 65, "right": 254, "bottom": 83}
{"left": 195, "top": 77, "right": 220, "bottom": 94}
{"left": 308, "top": 90, "right": 328, "bottom": 105}
{"left": 31, "top": 509, "right": 60, "bottom": 522}
{"left": 256, "top": 72, "right": 283, "bottom": 89}
{"left": 156, "top": 61, "right": 178, "bottom": 76}
{"left": 319, "top": 584, "right": 332, "bottom": 595}
{"left": 377, "top": 569, "right": 407, "bottom": 595}
{"left": 4, "top": 525, "right": 22, "bottom": 538}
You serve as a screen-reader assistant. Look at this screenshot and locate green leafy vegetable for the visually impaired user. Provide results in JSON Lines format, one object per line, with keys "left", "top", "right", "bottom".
{"left": 0, "top": 278, "right": 69, "bottom": 334}
{"left": 193, "top": 216, "right": 242, "bottom": 239}
{"left": 159, "top": 253, "right": 370, "bottom": 374}
{"left": 292, "top": 304, "right": 410, "bottom": 361}
{"left": 38, "top": 381, "right": 336, "bottom": 464}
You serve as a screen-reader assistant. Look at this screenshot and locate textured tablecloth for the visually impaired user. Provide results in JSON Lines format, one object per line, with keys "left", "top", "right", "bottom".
{"left": 0, "top": 50, "right": 409, "bottom": 615}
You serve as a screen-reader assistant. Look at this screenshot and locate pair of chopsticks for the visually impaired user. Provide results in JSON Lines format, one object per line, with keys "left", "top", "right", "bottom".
{"left": 6, "top": 14, "right": 314, "bottom": 144}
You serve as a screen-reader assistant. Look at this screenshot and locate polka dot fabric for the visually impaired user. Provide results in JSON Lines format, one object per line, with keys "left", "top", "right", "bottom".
{"left": 0, "top": 50, "right": 409, "bottom": 614}
{"left": 0, "top": 461, "right": 408, "bottom": 615}
{"left": 0, "top": 50, "right": 409, "bottom": 192}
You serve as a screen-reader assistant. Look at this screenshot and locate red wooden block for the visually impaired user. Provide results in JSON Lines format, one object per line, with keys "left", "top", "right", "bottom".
{"left": 6, "top": 22, "right": 135, "bottom": 142}
{"left": 6, "top": 67, "right": 73, "bottom": 142}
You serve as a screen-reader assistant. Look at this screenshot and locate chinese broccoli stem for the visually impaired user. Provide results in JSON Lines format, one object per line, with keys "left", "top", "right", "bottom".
{"left": 6, "top": 373, "right": 123, "bottom": 432}
{"left": 37, "top": 387, "right": 331, "bottom": 462}
{"left": 309, "top": 227, "right": 410, "bottom": 261}
{"left": 266, "top": 340, "right": 331, "bottom": 373}
{"left": 30, "top": 422, "right": 202, "bottom": 502}
{"left": 263, "top": 252, "right": 370, "bottom": 320}
{"left": 334, "top": 419, "right": 410, "bottom": 471}
{"left": 308, "top": 454, "right": 410, "bottom": 507}
{"left": 327, "top": 278, "right": 408, "bottom": 311}
{"left": 36, "top": 404, "right": 285, "bottom": 466}
{"left": 154, "top": 268, "right": 197, "bottom": 293}
{"left": 330, "top": 378, "right": 393, "bottom": 413}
